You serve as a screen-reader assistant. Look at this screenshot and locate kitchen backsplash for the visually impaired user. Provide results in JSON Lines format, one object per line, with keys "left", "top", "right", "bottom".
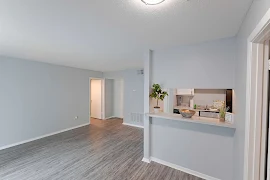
{"left": 177, "top": 89, "right": 226, "bottom": 107}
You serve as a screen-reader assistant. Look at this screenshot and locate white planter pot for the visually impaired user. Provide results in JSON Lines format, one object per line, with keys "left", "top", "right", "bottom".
{"left": 154, "top": 107, "right": 160, "bottom": 113}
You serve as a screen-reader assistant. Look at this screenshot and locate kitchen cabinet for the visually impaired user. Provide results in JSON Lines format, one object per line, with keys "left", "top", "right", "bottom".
{"left": 176, "top": 89, "right": 194, "bottom": 96}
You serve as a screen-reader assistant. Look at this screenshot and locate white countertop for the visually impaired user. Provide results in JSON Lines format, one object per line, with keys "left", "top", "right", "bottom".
{"left": 148, "top": 112, "right": 236, "bottom": 129}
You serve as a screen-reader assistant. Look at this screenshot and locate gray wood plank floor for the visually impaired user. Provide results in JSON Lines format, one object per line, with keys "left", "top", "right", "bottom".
{"left": 0, "top": 118, "right": 204, "bottom": 180}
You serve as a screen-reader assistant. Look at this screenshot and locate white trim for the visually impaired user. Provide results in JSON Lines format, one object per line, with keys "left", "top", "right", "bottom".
{"left": 0, "top": 123, "right": 90, "bottom": 151}
{"left": 89, "top": 77, "right": 91, "bottom": 123}
{"left": 101, "top": 79, "right": 105, "bottom": 120}
{"left": 248, "top": 9, "right": 270, "bottom": 43}
{"left": 122, "top": 122, "right": 144, "bottom": 129}
{"left": 150, "top": 157, "right": 220, "bottom": 180}
{"left": 254, "top": 43, "right": 264, "bottom": 179}
{"left": 105, "top": 116, "right": 115, "bottom": 120}
{"left": 244, "top": 8, "right": 270, "bottom": 180}
{"left": 108, "top": 116, "right": 123, "bottom": 119}
{"left": 259, "top": 40, "right": 269, "bottom": 180}
{"left": 89, "top": 77, "right": 105, "bottom": 121}
{"left": 142, "top": 157, "right": 151, "bottom": 163}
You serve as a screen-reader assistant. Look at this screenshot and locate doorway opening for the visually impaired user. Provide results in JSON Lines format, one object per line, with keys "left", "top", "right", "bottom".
{"left": 103, "top": 78, "right": 124, "bottom": 120}
{"left": 89, "top": 78, "right": 124, "bottom": 123}
{"left": 90, "top": 79, "right": 103, "bottom": 120}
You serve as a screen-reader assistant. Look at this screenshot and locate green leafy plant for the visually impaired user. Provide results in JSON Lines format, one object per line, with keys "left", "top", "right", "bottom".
{"left": 150, "top": 84, "right": 168, "bottom": 108}
{"left": 219, "top": 106, "right": 230, "bottom": 119}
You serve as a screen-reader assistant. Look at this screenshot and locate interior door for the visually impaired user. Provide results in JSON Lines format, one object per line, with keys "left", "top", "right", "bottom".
{"left": 91, "top": 79, "right": 102, "bottom": 119}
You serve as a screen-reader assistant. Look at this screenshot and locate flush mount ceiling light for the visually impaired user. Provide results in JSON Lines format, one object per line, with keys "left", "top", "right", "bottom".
{"left": 141, "top": 0, "right": 165, "bottom": 5}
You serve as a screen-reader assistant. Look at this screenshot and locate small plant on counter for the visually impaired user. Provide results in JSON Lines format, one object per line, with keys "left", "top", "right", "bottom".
{"left": 219, "top": 106, "right": 230, "bottom": 122}
{"left": 150, "top": 84, "right": 168, "bottom": 113}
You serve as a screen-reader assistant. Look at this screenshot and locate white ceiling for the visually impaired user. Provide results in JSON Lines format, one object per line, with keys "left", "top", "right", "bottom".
{"left": 0, "top": 0, "right": 253, "bottom": 72}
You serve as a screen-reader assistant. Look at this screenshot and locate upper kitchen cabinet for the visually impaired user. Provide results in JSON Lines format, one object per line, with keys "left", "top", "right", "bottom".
{"left": 176, "top": 89, "right": 194, "bottom": 96}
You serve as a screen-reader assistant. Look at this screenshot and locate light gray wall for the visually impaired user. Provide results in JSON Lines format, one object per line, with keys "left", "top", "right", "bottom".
{"left": 105, "top": 79, "right": 114, "bottom": 118}
{"left": 234, "top": 3, "right": 270, "bottom": 180}
{"left": 151, "top": 118, "right": 235, "bottom": 180}
{"left": 104, "top": 69, "right": 144, "bottom": 126}
{"left": 0, "top": 56, "right": 103, "bottom": 148}
{"left": 150, "top": 37, "right": 237, "bottom": 179}
{"left": 152, "top": 37, "right": 236, "bottom": 89}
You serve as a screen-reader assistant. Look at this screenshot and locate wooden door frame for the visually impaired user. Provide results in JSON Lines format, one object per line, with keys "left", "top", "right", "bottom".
{"left": 89, "top": 77, "right": 105, "bottom": 122}
{"left": 244, "top": 8, "right": 270, "bottom": 180}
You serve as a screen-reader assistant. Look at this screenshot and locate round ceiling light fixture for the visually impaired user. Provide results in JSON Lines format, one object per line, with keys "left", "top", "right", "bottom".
{"left": 141, "top": 0, "right": 165, "bottom": 5}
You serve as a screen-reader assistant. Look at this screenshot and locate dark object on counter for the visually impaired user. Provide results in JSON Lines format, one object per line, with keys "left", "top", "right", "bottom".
{"left": 174, "top": 109, "right": 180, "bottom": 114}
{"left": 226, "top": 89, "right": 233, "bottom": 113}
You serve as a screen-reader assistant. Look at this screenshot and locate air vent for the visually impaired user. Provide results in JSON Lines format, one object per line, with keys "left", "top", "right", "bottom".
{"left": 130, "top": 112, "right": 144, "bottom": 124}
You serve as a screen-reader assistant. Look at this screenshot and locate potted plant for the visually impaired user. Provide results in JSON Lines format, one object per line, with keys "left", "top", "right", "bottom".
{"left": 150, "top": 84, "right": 168, "bottom": 113}
{"left": 219, "top": 106, "right": 230, "bottom": 122}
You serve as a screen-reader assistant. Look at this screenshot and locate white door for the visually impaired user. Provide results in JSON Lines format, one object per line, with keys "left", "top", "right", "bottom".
{"left": 91, "top": 79, "right": 102, "bottom": 119}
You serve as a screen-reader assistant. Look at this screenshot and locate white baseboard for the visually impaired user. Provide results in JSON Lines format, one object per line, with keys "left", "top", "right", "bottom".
{"left": 105, "top": 116, "right": 123, "bottom": 120}
{"left": 150, "top": 157, "right": 220, "bottom": 180}
{"left": 0, "top": 123, "right": 90, "bottom": 151}
{"left": 122, "top": 122, "right": 144, "bottom": 129}
{"left": 104, "top": 116, "right": 115, "bottom": 120}
{"left": 142, "top": 157, "right": 151, "bottom": 163}
{"left": 115, "top": 116, "right": 123, "bottom": 119}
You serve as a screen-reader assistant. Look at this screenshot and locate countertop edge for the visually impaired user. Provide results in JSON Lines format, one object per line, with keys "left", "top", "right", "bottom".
{"left": 147, "top": 113, "right": 236, "bottom": 129}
